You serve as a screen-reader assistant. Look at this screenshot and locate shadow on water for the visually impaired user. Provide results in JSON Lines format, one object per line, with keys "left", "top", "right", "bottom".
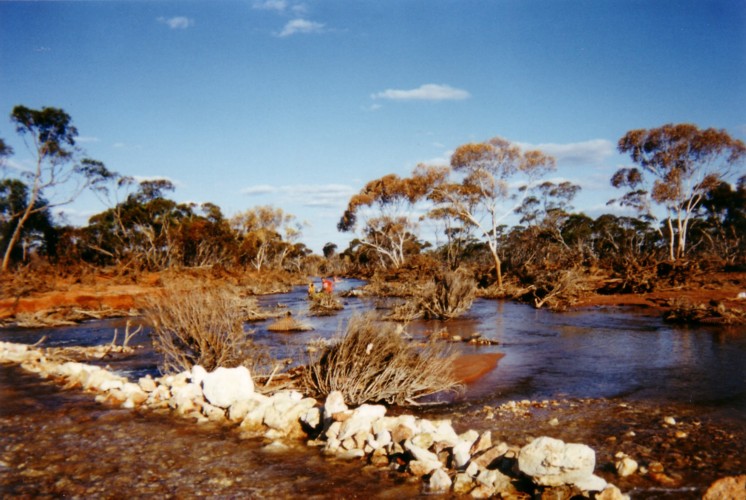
{"left": 1, "top": 279, "right": 745, "bottom": 497}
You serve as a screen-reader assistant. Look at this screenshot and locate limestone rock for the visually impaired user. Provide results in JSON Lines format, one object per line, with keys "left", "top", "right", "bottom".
{"left": 472, "top": 442, "right": 509, "bottom": 469}
{"left": 138, "top": 375, "right": 157, "bottom": 392}
{"left": 323, "top": 391, "right": 348, "bottom": 416}
{"left": 191, "top": 365, "right": 207, "bottom": 386}
{"left": 615, "top": 456, "right": 638, "bottom": 477}
{"left": 337, "top": 404, "right": 386, "bottom": 440}
{"left": 452, "top": 472, "right": 474, "bottom": 494}
{"left": 201, "top": 366, "right": 254, "bottom": 408}
{"left": 404, "top": 439, "right": 440, "bottom": 465}
{"left": 471, "top": 431, "right": 492, "bottom": 455}
{"left": 574, "top": 473, "right": 608, "bottom": 492}
{"left": 703, "top": 475, "right": 746, "bottom": 500}
{"left": 596, "top": 485, "right": 631, "bottom": 500}
{"left": 452, "top": 439, "right": 472, "bottom": 469}
{"left": 428, "top": 468, "right": 452, "bottom": 492}
{"left": 518, "top": 436, "right": 596, "bottom": 487}
{"left": 300, "top": 407, "right": 321, "bottom": 432}
{"left": 408, "top": 459, "right": 440, "bottom": 477}
{"left": 263, "top": 393, "right": 316, "bottom": 437}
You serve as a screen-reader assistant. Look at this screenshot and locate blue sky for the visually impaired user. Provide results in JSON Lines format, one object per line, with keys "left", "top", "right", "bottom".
{"left": 1, "top": 0, "right": 745, "bottom": 253}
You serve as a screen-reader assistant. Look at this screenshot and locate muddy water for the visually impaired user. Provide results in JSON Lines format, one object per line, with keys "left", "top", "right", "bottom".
{"left": 1, "top": 280, "right": 745, "bottom": 498}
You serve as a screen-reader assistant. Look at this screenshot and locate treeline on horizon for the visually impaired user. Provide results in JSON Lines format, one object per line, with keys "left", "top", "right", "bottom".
{"left": 1, "top": 105, "right": 745, "bottom": 299}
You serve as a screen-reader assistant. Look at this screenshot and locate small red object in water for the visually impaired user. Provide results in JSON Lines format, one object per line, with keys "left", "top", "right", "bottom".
{"left": 321, "top": 278, "right": 334, "bottom": 293}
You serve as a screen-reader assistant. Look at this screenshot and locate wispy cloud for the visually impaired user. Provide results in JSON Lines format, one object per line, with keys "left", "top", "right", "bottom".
{"left": 254, "top": 0, "right": 307, "bottom": 15}
{"left": 157, "top": 16, "right": 195, "bottom": 30}
{"left": 372, "top": 84, "right": 471, "bottom": 102}
{"left": 517, "top": 139, "right": 616, "bottom": 166}
{"left": 277, "top": 18, "right": 325, "bottom": 37}
{"left": 242, "top": 183, "right": 355, "bottom": 208}
{"left": 76, "top": 136, "right": 100, "bottom": 144}
{"left": 241, "top": 184, "right": 278, "bottom": 196}
{"left": 253, "top": 0, "right": 288, "bottom": 12}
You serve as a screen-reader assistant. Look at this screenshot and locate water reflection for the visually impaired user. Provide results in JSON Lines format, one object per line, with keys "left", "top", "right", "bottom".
{"left": 1, "top": 282, "right": 744, "bottom": 415}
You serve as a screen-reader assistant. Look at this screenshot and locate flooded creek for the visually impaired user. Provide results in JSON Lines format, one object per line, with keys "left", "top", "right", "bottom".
{"left": 1, "top": 280, "right": 744, "bottom": 498}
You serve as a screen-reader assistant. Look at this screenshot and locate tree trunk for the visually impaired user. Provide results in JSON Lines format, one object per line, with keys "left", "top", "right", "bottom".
{"left": 490, "top": 247, "right": 503, "bottom": 289}
{"left": 666, "top": 218, "right": 676, "bottom": 261}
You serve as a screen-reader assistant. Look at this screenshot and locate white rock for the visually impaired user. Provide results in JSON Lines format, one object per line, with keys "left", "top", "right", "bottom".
{"left": 138, "top": 376, "right": 157, "bottom": 392}
{"left": 264, "top": 397, "right": 317, "bottom": 435}
{"left": 574, "top": 473, "right": 608, "bottom": 492}
{"left": 191, "top": 365, "right": 207, "bottom": 386}
{"left": 404, "top": 440, "right": 440, "bottom": 464}
{"left": 465, "top": 461, "right": 480, "bottom": 477}
{"left": 408, "top": 459, "right": 441, "bottom": 476}
{"left": 324, "top": 391, "right": 348, "bottom": 415}
{"left": 300, "top": 407, "right": 321, "bottom": 431}
{"left": 452, "top": 440, "right": 473, "bottom": 469}
{"left": 476, "top": 468, "right": 512, "bottom": 491}
{"left": 428, "top": 468, "right": 452, "bottom": 491}
{"left": 375, "top": 429, "right": 392, "bottom": 448}
{"left": 201, "top": 366, "right": 254, "bottom": 408}
{"left": 338, "top": 404, "right": 386, "bottom": 440}
{"left": 615, "top": 456, "right": 638, "bottom": 477}
{"left": 518, "top": 436, "right": 596, "bottom": 487}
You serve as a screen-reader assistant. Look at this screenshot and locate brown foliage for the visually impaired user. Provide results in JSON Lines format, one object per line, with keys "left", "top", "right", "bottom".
{"left": 390, "top": 268, "right": 476, "bottom": 320}
{"left": 300, "top": 313, "right": 463, "bottom": 406}
{"left": 145, "top": 280, "right": 269, "bottom": 375}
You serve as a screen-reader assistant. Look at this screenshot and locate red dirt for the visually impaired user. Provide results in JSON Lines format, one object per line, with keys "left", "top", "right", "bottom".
{"left": 575, "top": 271, "right": 746, "bottom": 312}
{"left": 452, "top": 353, "right": 506, "bottom": 384}
{"left": 0, "top": 285, "right": 151, "bottom": 320}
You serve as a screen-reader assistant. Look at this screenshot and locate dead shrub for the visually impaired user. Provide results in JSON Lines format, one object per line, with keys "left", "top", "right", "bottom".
{"left": 389, "top": 268, "right": 476, "bottom": 321}
{"left": 308, "top": 292, "right": 344, "bottom": 316}
{"left": 300, "top": 313, "right": 463, "bottom": 406}
{"left": 145, "top": 282, "right": 269, "bottom": 375}
{"left": 418, "top": 268, "right": 476, "bottom": 320}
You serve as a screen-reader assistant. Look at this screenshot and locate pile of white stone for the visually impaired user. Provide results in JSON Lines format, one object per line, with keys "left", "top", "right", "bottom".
{"left": 1, "top": 341, "right": 628, "bottom": 499}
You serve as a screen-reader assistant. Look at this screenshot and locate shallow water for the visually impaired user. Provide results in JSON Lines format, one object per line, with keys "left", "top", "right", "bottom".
{"left": 1, "top": 280, "right": 744, "bottom": 498}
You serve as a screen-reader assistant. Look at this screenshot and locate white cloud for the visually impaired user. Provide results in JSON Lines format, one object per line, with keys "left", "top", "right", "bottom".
{"left": 253, "top": 0, "right": 288, "bottom": 12}
{"left": 76, "top": 136, "right": 100, "bottom": 144}
{"left": 516, "top": 139, "right": 616, "bottom": 166}
{"left": 277, "top": 18, "right": 325, "bottom": 37}
{"left": 371, "top": 84, "right": 471, "bottom": 102}
{"left": 241, "top": 183, "right": 356, "bottom": 209}
{"left": 157, "top": 16, "right": 195, "bottom": 30}
{"left": 241, "top": 184, "right": 278, "bottom": 196}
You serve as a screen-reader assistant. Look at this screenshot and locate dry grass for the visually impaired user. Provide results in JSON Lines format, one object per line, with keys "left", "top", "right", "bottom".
{"left": 300, "top": 313, "right": 463, "bottom": 406}
{"left": 145, "top": 281, "right": 270, "bottom": 375}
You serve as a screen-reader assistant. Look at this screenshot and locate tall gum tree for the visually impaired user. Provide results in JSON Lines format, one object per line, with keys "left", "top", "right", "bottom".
{"left": 1, "top": 106, "right": 113, "bottom": 272}
{"left": 612, "top": 123, "right": 746, "bottom": 261}
{"left": 338, "top": 167, "right": 446, "bottom": 269}
{"left": 430, "top": 137, "right": 556, "bottom": 289}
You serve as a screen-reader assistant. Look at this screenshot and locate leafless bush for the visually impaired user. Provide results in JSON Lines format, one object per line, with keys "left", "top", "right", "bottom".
{"left": 300, "top": 313, "right": 463, "bottom": 406}
{"left": 308, "top": 292, "right": 344, "bottom": 316}
{"left": 418, "top": 268, "right": 476, "bottom": 319}
{"left": 389, "top": 268, "right": 476, "bottom": 321}
{"left": 145, "top": 282, "right": 269, "bottom": 375}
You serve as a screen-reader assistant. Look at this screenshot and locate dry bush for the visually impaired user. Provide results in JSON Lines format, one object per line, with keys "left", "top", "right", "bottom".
{"left": 389, "top": 268, "right": 476, "bottom": 321}
{"left": 300, "top": 313, "right": 463, "bottom": 406}
{"left": 418, "top": 268, "right": 476, "bottom": 320}
{"left": 145, "top": 281, "right": 270, "bottom": 375}
{"left": 308, "top": 292, "right": 344, "bottom": 316}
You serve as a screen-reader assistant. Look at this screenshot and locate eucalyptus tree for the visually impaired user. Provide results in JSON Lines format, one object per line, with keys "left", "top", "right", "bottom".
{"left": 612, "top": 123, "right": 746, "bottom": 261}
{"left": 338, "top": 167, "right": 445, "bottom": 269}
{"left": 1, "top": 106, "right": 113, "bottom": 272}
{"left": 430, "top": 137, "right": 556, "bottom": 288}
